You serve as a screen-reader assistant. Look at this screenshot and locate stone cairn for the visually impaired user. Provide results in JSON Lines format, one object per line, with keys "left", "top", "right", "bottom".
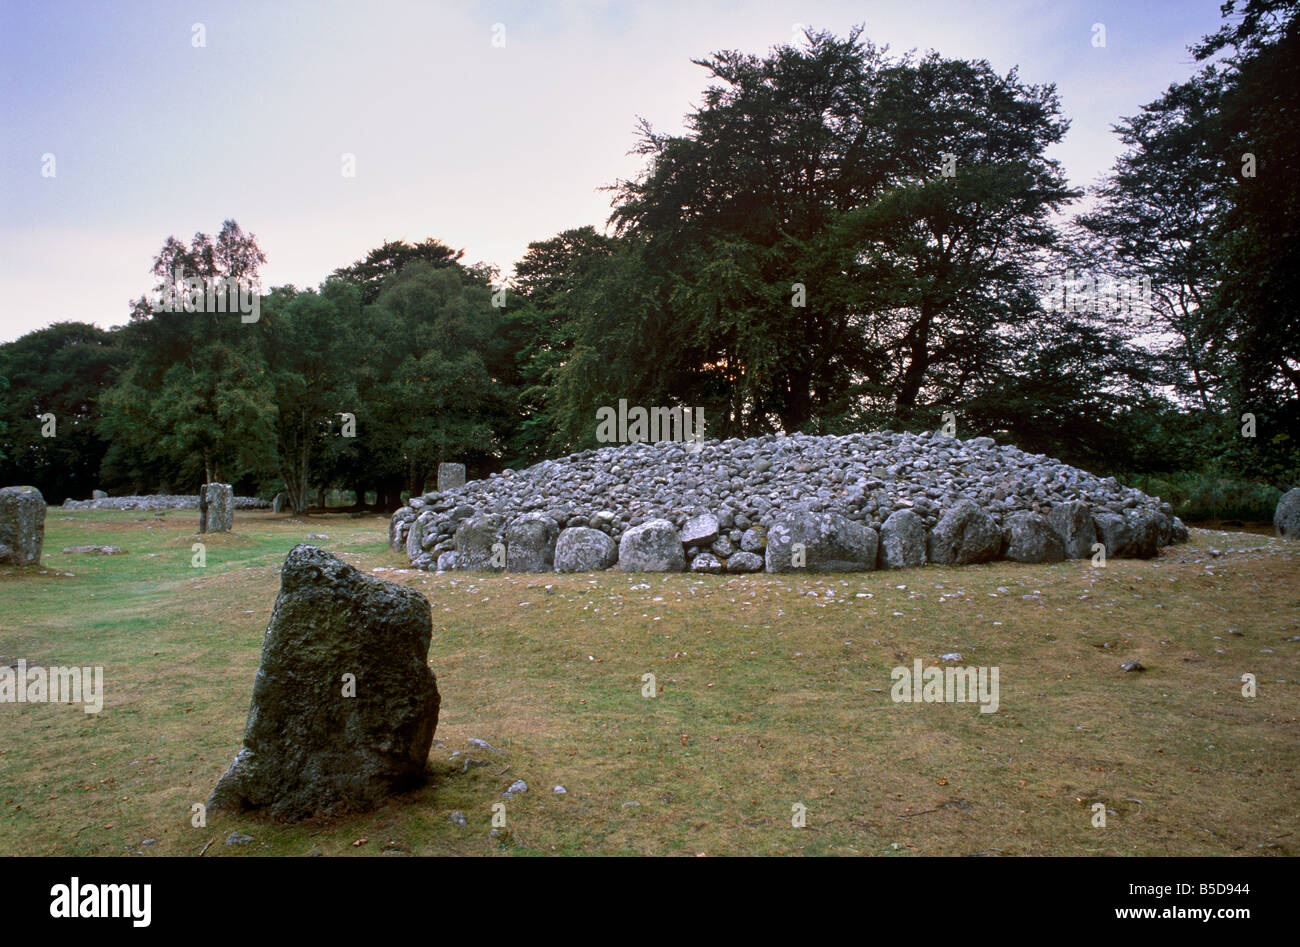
{"left": 0, "top": 485, "right": 46, "bottom": 566}
{"left": 389, "top": 431, "right": 1190, "bottom": 574}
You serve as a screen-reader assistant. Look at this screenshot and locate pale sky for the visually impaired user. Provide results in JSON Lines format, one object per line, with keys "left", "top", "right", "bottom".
{"left": 0, "top": 0, "right": 1225, "bottom": 343}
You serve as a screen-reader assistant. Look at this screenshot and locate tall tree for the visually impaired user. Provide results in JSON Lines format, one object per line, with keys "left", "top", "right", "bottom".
{"left": 549, "top": 29, "right": 1077, "bottom": 442}
{"left": 0, "top": 323, "right": 125, "bottom": 502}
{"left": 101, "top": 221, "right": 276, "bottom": 489}
{"left": 331, "top": 238, "right": 467, "bottom": 303}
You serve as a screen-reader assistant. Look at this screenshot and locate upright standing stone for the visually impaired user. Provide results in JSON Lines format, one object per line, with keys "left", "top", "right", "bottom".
{"left": 272, "top": 492, "right": 286, "bottom": 514}
{"left": 201, "top": 483, "right": 234, "bottom": 533}
{"left": 0, "top": 486, "right": 46, "bottom": 566}
{"left": 1275, "top": 487, "right": 1300, "bottom": 539}
{"left": 437, "top": 463, "right": 467, "bottom": 492}
{"left": 208, "top": 546, "right": 440, "bottom": 821}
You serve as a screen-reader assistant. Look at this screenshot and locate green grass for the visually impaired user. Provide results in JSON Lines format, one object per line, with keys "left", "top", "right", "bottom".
{"left": 1, "top": 509, "right": 1297, "bottom": 857}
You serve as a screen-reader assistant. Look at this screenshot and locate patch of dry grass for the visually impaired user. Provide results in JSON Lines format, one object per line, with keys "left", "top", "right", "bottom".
{"left": 1, "top": 511, "right": 1296, "bottom": 856}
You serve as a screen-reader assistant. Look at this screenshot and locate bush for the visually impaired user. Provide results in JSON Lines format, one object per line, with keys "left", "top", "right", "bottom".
{"left": 1126, "top": 470, "right": 1282, "bottom": 522}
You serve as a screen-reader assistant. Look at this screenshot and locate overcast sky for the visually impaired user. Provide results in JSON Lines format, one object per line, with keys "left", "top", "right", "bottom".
{"left": 0, "top": 0, "right": 1226, "bottom": 342}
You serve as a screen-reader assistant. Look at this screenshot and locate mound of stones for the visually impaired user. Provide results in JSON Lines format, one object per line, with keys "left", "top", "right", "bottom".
{"left": 62, "top": 493, "right": 270, "bottom": 511}
{"left": 209, "top": 545, "right": 440, "bottom": 821}
{"left": 389, "top": 431, "right": 1189, "bottom": 574}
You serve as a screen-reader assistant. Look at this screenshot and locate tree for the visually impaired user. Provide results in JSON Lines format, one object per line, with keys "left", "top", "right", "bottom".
{"left": 354, "top": 261, "right": 510, "bottom": 495}
{"left": 1075, "top": 73, "right": 1228, "bottom": 412}
{"left": 0, "top": 323, "right": 125, "bottom": 502}
{"left": 100, "top": 221, "right": 277, "bottom": 490}
{"left": 331, "top": 238, "right": 467, "bottom": 303}
{"left": 549, "top": 28, "right": 1077, "bottom": 441}
{"left": 257, "top": 283, "right": 362, "bottom": 514}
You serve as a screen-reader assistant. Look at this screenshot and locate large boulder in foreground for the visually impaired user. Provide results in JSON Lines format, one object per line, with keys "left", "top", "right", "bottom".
{"left": 765, "top": 511, "right": 878, "bottom": 573}
{"left": 618, "top": 519, "right": 685, "bottom": 572}
{"left": 1276, "top": 488, "right": 1300, "bottom": 539}
{"left": 209, "top": 545, "right": 439, "bottom": 821}
{"left": 1002, "top": 511, "right": 1065, "bottom": 563}
{"left": 879, "top": 509, "right": 926, "bottom": 569}
{"left": 0, "top": 486, "right": 45, "bottom": 566}
{"left": 554, "top": 526, "right": 618, "bottom": 572}
{"left": 927, "top": 500, "right": 1001, "bottom": 566}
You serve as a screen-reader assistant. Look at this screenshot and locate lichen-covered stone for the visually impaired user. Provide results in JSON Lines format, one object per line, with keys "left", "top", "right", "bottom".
{"left": 208, "top": 545, "right": 440, "bottom": 821}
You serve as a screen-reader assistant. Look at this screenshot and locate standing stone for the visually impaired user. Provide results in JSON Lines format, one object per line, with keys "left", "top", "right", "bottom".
{"left": 505, "top": 513, "right": 559, "bottom": 572}
{"left": 272, "top": 492, "right": 287, "bottom": 514}
{"left": 554, "top": 526, "right": 618, "bottom": 572}
{"left": 1002, "top": 511, "right": 1065, "bottom": 563}
{"left": 1048, "top": 501, "right": 1096, "bottom": 559}
{"left": 1275, "top": 487, "right": 1300, "bottom": 539}
{"left": 208, "top": 546, "right": 439, "bottom": 821}
{"left": 765, "top": 511, "right": 878, "bottom": 573}
{"left": 927, "top": 500, "right": 1001, "bottom": 566}
{"left": 201, "top": 483, "right": 234, "bottom": 533}
{"left": 0, "top": 486, "right": 46, "bottom": 566}
{"left": 454, "top": 513, "right": 506, "bottom": 571}
{"left": 437, "top": 463, "right": 467, "bottom": 492}
{"left": 879, "top": 509, "right": 927, "bottom": 569}
{"left": 618, "top": 519, "right": 686, "bottom": 572}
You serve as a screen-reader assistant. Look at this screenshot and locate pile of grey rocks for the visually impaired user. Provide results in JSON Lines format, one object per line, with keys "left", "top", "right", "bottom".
{"left": 62, "top": 494, "right": 269, "bottom": 512}
{"left": 389, "top": 431, "right": 1189, "bottom": 574}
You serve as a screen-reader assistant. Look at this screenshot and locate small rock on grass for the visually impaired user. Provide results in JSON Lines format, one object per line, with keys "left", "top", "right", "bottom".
{"left": 1119, "top": 659, "right": 1144, "bottom": 672}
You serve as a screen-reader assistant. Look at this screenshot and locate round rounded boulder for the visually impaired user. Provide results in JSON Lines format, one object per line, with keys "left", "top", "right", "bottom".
{"left": 618, "top": 519, "right": 685, "bottom": 572}
{"left": 927, "top": 500, "right": 1001, "bottom": 565}
{"left": 554, "top": 526, "right": 618, "bottom": 572}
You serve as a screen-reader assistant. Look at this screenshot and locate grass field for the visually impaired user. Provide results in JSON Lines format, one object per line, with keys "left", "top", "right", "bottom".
{"left": 1, "top": 508, "right": 1297, "bottom": 857}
